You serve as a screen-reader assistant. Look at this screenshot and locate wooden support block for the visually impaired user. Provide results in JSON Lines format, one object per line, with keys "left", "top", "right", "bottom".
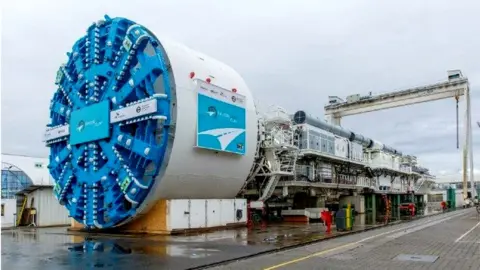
{"left": 283, "top": 215, "right": 309, "bottom": 223}
{"left": 69, "top": 199, "right": 169, "bottom": 235}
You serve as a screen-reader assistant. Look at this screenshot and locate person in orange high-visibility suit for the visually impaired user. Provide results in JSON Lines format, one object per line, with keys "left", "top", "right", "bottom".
{"left": 321, "top": 210, "right": 332, "bottom": 233}
{"left": 441, "top": 201, "right": 447, "bottom": 212}
{"left": 408, "top": 203, "right": 415, "bottom": 217}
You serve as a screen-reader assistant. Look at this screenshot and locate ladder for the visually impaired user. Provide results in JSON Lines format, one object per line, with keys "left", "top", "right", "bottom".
{"left": 239, "top": 157, "right": 265, "bottom": 193}
{"left": 16, "top": 196, "right": 27, "bottom": 226}
{"left": 414, "top": 176, "right": 427, "bottom": 192}
{"left": 279, "top": 152, "right": 297, "bottom": 173}
{"left": 258, "top": 175, "right": 280, "bottom": 201}
{"left": 257, "top": 149, "right": 297, "bottom": 201}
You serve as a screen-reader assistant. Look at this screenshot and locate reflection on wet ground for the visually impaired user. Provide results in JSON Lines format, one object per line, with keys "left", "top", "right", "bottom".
{"left": 1, "top": 210, "right": 443, "bottom": 270}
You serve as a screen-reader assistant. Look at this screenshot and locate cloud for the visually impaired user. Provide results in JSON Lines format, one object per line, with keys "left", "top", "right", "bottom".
{"left": 2, "top": 0, "right": 480, "bottom": 179}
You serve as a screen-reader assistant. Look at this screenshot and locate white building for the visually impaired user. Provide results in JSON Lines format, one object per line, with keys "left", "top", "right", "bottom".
{"left": 1, "top": 198, "right": 16, "bottom": 227}
{"left": 1, "top": 153, "right": 69, "bottom": 228}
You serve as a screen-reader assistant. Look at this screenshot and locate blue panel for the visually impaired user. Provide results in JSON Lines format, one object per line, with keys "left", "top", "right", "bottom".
{"left": 197, "top": 93, "right": 246, "bottom": 155}
{"left": 69, "top": 101, "right": 110, "bottom": 145}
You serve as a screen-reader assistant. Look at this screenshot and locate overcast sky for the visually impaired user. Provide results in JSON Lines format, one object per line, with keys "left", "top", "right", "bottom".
{"left": 2, "top": 0, "right": 479, "bottom": 182}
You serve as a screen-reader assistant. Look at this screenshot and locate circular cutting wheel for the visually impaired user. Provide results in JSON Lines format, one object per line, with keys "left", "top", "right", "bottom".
{"left": 46, "top": 15, "right": 173, "bottom": 228}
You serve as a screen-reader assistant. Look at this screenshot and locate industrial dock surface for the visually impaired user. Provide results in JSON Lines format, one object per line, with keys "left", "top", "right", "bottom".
{"left": 214, "top": 209, "right": 480, "bottom": 270}
{"left": 2, "top": 209, "right": 479, "bottom": 270}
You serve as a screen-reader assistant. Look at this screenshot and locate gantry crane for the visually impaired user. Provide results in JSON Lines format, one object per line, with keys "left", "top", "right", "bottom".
{"left": 324, "top": 70, "right": 475, "bottom": 200}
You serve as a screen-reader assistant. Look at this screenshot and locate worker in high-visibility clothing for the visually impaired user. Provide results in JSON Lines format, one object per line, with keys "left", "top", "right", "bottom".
{"left": 441, "top": 201, "right": 447, "bottom": 212}
{"left": 408, "top": 203, "right": 415, "bottom": 217}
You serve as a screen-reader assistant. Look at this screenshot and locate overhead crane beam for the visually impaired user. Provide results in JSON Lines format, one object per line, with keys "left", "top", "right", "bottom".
{"left": 324, "top": 77, "right": 468, "bottom": 121}
{"left": 324, "top": 70, "right": 475, "bottom": 200}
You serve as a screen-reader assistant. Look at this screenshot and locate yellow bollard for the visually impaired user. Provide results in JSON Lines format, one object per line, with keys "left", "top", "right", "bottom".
{"left": 346, "top": 203, "right": 352, "bottom": 230}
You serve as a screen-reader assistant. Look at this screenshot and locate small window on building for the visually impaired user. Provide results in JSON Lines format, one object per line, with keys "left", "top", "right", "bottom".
{"left": 1, "top": 204, "right": 4, "bottom": 216}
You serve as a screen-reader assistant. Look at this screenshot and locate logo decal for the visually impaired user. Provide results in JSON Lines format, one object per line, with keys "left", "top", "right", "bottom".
{"left": 77, "top": 120, "right": 103, "bottom": 132}
{"left": 207, "top": 106, "right": 217, "bottom": 117}
{"left": 77, "top": 120, "right": 85, "bottom": 132}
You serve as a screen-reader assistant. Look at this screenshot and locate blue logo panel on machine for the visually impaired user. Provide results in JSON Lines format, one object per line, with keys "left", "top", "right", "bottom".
{"left": 196, "top": 81, "right": 247, "bottom": 155}
{"left": 69, "top": 100, "right": 110, "bottom": 145}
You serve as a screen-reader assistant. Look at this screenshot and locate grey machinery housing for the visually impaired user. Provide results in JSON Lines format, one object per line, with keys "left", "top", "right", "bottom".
{"left": 292, "top": 110, "right": 402, "bottom": 156}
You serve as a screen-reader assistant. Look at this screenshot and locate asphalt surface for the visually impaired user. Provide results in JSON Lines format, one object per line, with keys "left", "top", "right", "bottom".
{"left": 211, "top": 208, "right": 480, "bottom": 270}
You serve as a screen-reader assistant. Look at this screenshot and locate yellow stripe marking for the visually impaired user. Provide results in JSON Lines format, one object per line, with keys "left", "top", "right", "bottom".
{"left": 263, "top": 210, "right": 469, "bottom": 270}
{"left": 263, "top": 242, "right": 356, "bottom": 270}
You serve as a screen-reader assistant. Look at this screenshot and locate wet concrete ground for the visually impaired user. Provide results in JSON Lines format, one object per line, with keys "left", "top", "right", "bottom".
{"left": 1, "top": 211, "right": 442, "bottom": 270}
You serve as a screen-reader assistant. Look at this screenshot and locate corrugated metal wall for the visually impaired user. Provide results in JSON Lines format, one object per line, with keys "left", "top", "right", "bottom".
{"left": 26, "top": 188, "right": 70, "bottom": 226}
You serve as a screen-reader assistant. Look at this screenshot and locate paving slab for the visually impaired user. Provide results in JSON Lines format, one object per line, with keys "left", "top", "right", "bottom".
{"left": 211, "top": 208, "right": 480, "bottom": 270}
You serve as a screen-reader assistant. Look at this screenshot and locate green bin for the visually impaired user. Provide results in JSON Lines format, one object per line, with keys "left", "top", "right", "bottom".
{"left": 447, "top": 187, "right": 456, "bottom": 209}
{"left": 335, "top": 209, "right": 354, "bottom": 231}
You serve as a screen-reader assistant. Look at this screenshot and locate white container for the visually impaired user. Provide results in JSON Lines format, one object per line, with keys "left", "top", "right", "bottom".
{"left": 392, "top": 156, "right": 401, "bottom": 171}
{"left": 350, "top": 142, "right": 364, "bottom": 162}
{"left": 370, "top": 151, "right": 383, "bottom": 167}
{"left": 371, "top": 151, "right": 393, "bottom": 168}
{"left": 455, "top": 191, "right": 465, "bottom": 208}
{"left": 334, "top": 137, "right": 349, "bottom": 158}
{"left": 168, "top": 199, "right": 247, "bottom": 230}
{"left": 301, "top": 124, "right": 336, "bottom": 154}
